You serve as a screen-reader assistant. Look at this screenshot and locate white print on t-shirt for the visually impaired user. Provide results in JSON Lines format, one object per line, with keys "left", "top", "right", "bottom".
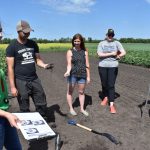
{"left": 21, "top": 60, "right": 35, "bottom": 64}
{"left": 18, "top": 48, "right": 34, "bottom": 54}
{"left": 18, "top": 48, "right": 35, "bottom": 65}
{"left": 103, "top": 45, "right": 116, "bottom": 52}
{"left": 21, "top": 52, "right": 35, "bottom": 64}
{"left": 22, "top": 52, "right": 33, "bottom": 60}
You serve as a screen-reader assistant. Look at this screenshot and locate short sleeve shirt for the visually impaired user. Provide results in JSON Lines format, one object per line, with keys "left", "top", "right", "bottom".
{"left": 6, "top": 39, "right": 39, "bottom": 81}
{"left": 97, "top": 40, "right": 125, "bottom": 67}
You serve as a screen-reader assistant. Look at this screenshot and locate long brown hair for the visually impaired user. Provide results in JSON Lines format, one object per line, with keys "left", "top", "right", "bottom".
{"left": 71, "top": 33, "right": 86, "bottom": 51}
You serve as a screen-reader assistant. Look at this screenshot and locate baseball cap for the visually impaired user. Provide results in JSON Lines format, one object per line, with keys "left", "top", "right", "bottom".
{"left": 106, "top": 29, "right": 115, "bottom": 37}
{"left": 16, "top": 20, "right": 34, "bottom": 33}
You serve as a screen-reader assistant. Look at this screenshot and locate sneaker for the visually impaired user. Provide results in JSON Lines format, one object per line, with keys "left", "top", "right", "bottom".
{"left": 81, "top": 110, "right": 89, "bottom": 116}
{"left": 70, "top": 110, "right": 77, "bottom": 116}
{"left": 101, "top": 97, "right": 108, "bottom": 106}
{"left": 110, "top": 105, "right": 116, "bottom": 114}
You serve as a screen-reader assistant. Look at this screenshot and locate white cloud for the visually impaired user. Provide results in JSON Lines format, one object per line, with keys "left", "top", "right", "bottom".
{"left": 39, "top": 0, "right": 96, "bottom": 13}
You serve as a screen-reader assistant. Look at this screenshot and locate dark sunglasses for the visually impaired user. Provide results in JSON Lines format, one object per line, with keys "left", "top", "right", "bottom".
{"left": 19, "top": 31, "right": 30, "bottom": 35}
{"left": 22, "top": 31, "right": 30, "bottom": 35}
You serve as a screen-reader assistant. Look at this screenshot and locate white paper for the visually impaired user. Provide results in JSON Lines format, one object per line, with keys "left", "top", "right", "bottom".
{"left": 13, "top": 112, "right": 56, "bottom": 140}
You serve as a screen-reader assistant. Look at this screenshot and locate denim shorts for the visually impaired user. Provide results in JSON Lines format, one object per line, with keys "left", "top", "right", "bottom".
{"left": 67, "top": 76, "right": 86, "bottom": 84}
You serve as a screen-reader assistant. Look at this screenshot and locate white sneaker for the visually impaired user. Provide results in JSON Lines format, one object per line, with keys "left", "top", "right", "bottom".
{"left": 70, "top": 110, "right": 77, "bottom": 116}
{"left": 81, "top": 110, "right": 89, "bottom": 116}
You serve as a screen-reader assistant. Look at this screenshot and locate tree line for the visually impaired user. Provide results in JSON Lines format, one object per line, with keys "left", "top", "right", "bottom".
{"left": 1, "top": 37, "right": 150, "bottom": 44}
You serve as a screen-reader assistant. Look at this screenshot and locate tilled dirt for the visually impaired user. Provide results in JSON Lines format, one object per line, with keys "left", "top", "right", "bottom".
{"left": 9, "top": 52, "right": 150, "bottom": 150}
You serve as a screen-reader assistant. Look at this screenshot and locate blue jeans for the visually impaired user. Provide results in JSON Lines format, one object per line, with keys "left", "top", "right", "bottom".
{"left": 67, "top": 75, "right": 86, "bottom": 84}
{"left": 0, "top": 118, "right": 22, "bottom": 150}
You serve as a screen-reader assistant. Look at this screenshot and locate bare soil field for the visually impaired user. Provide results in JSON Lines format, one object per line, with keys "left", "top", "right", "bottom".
{"left": 9, "top": 52, "right": 150, "bottom": 150}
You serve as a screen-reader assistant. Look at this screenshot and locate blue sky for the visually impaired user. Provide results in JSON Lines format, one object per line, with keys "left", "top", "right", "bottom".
{"left": 1, "top": 0, "right": 150, "bottom": 40}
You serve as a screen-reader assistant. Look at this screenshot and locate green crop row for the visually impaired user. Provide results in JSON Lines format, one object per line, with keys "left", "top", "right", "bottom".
{"left": 0, "top": 50, "right": 7, "bottom": 74}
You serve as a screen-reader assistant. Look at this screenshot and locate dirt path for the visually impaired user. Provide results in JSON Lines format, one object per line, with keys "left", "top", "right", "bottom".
{"left": 9, "top": 52, "right": 150, "bottom": 150}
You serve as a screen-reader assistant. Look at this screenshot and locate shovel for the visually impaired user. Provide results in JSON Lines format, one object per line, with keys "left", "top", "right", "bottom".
{"left": 68, "top": 120, "right": 121, "bottom": 145}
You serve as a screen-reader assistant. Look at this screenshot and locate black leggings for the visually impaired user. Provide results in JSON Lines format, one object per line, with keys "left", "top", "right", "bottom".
{"left": 98, "top": 67, "right": 118, "bottom": 102}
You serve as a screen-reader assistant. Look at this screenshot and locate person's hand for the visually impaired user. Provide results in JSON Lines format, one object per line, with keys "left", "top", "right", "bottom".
{"left": 116, "top": 55, "right": 121, "bottom": 60}
{"left": 117, "top": 51, "right": 121, "bottom": 55}
{"left": 44, "top": 63, "right": 54, "bottom": 69}
{"left": 11, "top": 87, "right": 18, "bottom": 97}
{"left": 116, "top": 51, "right": 121, "bottom": 60}
{"left": 6, "top": 113, "right": 20, "bottom": 129}
{"left": 64, "top": 71, "right": 70, "bottom": 77}
{"left": 86, "top": 77, "right": 90, "bottom": 84}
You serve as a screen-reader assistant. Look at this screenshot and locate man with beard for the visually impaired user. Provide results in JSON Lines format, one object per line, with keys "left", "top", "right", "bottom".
{"left": 6, "top": 20, "right": 51, "bottom": 119}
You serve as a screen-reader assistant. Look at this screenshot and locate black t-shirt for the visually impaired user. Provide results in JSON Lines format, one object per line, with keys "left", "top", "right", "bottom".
{"left": 6, "top": 39, "right": 39, "bottom": 81}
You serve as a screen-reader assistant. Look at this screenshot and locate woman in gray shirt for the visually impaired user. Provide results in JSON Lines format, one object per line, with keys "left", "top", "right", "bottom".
{"left": 97, "top": 29, "right": 126, "bottom": 114}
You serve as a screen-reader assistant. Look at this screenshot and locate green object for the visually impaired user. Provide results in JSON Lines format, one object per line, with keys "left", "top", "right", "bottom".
{"left": 0, "top": 69, "right": 9, "bottom": 110}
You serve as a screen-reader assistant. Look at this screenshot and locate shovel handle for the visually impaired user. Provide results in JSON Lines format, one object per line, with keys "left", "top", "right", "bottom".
{"left": 76, "top": 123, "right": 92, "bottom": 132}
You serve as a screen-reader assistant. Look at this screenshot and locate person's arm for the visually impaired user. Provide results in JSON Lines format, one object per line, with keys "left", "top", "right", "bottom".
{"left": 6, "top": 57, "right": 18, "bottom": 97}
{"left": 116, "top": 41, "right": 126, "bottom": 59}
{"left": 33, "top": 41, "right": 50, "bottom": 69}
{"left": 97, "top": 42, "right": 117, "bottom": 58}
{"left": 35, "top": 53, "right": 49, "bottom": 68}
{"left": 85, "top": 49, "right": 90, "bottom": 84}
{"left": 116, "top": 50, "right": 126, "bottom": 60}
{"left": 64, "top": 50, "right": 72, "bottom": 77}
{"left": 97, "top": 51, "right": 117, "bottom": 58}
{"left": 0, "top": 109, "right": 19, "bottom": 129}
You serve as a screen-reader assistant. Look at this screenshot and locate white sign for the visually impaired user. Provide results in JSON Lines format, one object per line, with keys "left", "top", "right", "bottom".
{"left": 13, "top": 112, "right": 56, "bottom": 140}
